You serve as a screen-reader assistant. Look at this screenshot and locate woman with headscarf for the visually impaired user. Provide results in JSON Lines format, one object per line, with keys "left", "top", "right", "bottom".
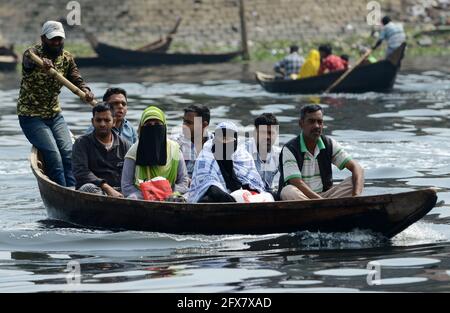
{"left": 187, "top": 122, "right": 267, "bottom": 203}
{"left": 298, "top": 49, "right": 321, "bottom": 79}
{"left": 121, "top": 106, "right": 189, "bottom": 200}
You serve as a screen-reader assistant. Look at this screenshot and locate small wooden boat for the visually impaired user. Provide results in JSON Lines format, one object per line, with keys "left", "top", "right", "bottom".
{"left": 256, "top": 43, "right": 406, "bottom": 94}
{"left": 30, "top": 147, "right": 436, "bottom": 237}
{"left": 0, "top": 45, "right": 19, "bottom": 71}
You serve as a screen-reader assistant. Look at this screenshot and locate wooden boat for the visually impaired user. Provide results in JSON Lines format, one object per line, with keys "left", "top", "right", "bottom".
{"left": 255, "top": 43, "right": 406, "bottom": 94}
{"left": 75, "top": 48, "right": 242, "bottom": 67}
{"left": 0, "top": 45, "right": 18, "bottom": 71}
{"left": 30, "top": 147, "right": 436, "bottom": 237}
{"left": 73, "top": 17, "right": 241, "bottom": 67}
{"left": 81, "top": 17, "right": 182, "bottom": 55}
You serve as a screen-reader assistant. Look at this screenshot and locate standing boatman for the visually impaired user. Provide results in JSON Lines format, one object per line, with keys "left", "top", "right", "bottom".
{"left": 17, "top": 20, "right": 94, "bottom": 187}
{"left": 372, "top": 16, "right": 406, "bottom": 58}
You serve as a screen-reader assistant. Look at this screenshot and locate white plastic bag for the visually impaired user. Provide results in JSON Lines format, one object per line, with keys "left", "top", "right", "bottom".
{"left": 230, "top": 189, "right": 274, "bottom": 203}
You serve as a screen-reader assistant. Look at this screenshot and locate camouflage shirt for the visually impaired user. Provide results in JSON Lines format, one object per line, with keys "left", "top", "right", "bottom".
{"left": 17, "top": 44, "right": 90, "bottom": 119}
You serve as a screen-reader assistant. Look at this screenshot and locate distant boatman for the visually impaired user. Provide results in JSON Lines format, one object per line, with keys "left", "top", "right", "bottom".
{"left": 372, "top": 16, "right": 406, "bottom": 58}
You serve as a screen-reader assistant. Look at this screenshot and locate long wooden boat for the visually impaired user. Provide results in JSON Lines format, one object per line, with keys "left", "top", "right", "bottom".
{"left": 255, "top": 43, "right": 406, "bottom": 94}
{"left": 0, "top": 45, "right": 18, "bottom": 71}
{"left": 75, "top": 48, "right": 242, "bottom": 67}
{"left": 81, "top": 17, "right": 182, "bottom": 55}
{"left": 73, "top": 17, "right": 241, "bottom": 67}
{"left": 30, "top": 148, "right": 436, "bottom": 237}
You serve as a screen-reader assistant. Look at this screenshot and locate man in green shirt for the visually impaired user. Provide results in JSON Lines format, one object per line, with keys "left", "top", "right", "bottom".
{"left": 17, "top": 21, "right": 94, "bottom": 187}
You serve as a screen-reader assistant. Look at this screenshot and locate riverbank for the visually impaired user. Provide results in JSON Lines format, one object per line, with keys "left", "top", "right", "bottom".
{"left": 12, "top": 26, "right": 450, "bottom": 62}
{"left": 250, "top": 25, "right": 450, "bottom": 61}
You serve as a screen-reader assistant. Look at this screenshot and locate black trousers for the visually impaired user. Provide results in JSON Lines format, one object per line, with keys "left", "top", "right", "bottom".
{"left": 198, "top": 186, "right": 236, "bottom": 203}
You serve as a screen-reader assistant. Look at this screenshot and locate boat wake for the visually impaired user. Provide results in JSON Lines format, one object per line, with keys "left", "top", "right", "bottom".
{"left": 244, "top": 229, "right": 388, "bottom": 251}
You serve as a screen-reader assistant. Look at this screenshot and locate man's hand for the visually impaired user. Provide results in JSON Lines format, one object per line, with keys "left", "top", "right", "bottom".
{"left": 108, "top": 189, "right": 124, "bottom": 198}
{"left": 42, "top": 58, "right": 54, "bottom": 71}
{"left": 288, "top": 177, "right": 323, "bottom": 199}
{"left": 83, "top": 89, "right": 95, "bottom": 103}
{"left": 101, "top": 183, "right": 124, "bottom": 198}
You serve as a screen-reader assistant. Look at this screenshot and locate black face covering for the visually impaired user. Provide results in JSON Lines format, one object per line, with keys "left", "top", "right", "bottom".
{"left": 212, "top": 130, "right": 241, "bottom": 192}
{"left": 136, "top": 124, "right": 167, "bottom": 166}
{"left": 213, "top": 129, "right": 237, "bottom": 161}
{"left": 42, "top": 41, "right": 64, "bottom": 59}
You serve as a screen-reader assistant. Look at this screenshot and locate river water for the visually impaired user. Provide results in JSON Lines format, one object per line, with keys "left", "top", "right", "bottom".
{"left": 0, "top": 59, "right": 450, "bottom": 292}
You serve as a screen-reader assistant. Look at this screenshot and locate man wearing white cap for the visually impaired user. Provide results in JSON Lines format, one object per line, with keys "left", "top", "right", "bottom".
{"left": 187, "top": 122, "right": 269, "bottom": 203}
{"left": 17, "top": 20, "right": 95, "bottom": 187}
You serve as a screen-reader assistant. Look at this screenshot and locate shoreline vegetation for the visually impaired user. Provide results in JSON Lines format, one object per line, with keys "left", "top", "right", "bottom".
{"left": 10, "top": 26, "right": 450, "bottom": 66}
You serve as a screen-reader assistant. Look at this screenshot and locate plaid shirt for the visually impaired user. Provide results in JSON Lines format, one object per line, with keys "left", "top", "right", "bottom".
{"left": 274, "top": 52, "right": 304, "bottom": 78}
{"left": 244, "top": 138, "right": 281, "bottom": 192}
{"left": 171, "top": 131, "right": 214, "bottom": 178}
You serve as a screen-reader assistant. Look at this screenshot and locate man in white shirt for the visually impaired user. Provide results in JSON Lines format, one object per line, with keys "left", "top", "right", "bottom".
{"left": 245, "top": 113, "right": 281, "bottom": 194}
{"left": 172, "top": 105, "right": 213, "bottom": 178}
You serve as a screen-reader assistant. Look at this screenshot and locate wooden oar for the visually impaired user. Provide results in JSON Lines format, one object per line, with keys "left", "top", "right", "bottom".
{"left": 27, "top": 50, "right": 97, "bottom": 107}
{"left": 324, "top": 49, "right": 373, "bottom": 93}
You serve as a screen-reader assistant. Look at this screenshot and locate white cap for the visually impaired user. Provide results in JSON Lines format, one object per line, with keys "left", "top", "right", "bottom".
{"left": 215, "top": 121, "right": 238, "bottom": 133}
{"left": 41, "top": 21, "right": 66, "bottom": 39}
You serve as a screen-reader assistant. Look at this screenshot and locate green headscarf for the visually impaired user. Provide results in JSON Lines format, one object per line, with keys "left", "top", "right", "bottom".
{"left": 139, "top": 106, "right": 166, "bottom": 129}
{"left": 132, "top": 105, "right": 180, "bottom": 187}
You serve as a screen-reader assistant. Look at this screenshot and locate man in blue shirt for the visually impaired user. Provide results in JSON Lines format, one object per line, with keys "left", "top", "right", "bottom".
{"left": 372, "top": 16, "right": 406, "bottom": 58}
{"left": 86, "top": 88, "right": 137, "bottom": 144}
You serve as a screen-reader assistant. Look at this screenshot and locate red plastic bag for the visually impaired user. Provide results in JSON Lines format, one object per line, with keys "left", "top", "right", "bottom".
{"left": 140, "top": 177, "right": 173, "bottom": 201}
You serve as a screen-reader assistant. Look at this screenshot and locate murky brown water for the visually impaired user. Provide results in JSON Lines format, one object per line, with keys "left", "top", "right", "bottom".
{"left": 1, "top": 58, "right": 450, "bottom": 292}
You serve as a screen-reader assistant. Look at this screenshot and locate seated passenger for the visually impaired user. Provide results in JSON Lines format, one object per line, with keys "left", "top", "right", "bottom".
{"left": 318, "top": 44, "right": 346, "bottom": 74}
{"left": 72, "top": 103, "right": 131, "bottom": 197}
{"left": 171, "top": 105, "right": 213, "bottom": 178}
{"left": 278, "top": 105, "right": 365, "bottom": 201}
{"left": 298, "top": 49, "right": 321, "bottom": 79}
{"left": 121, "top": 106, "right": 189, "bottom": 200}
{"left": 245, "top": 113, "right": 281, "bottom": 194}
{"left": 359, "top": 47, "right": 377, "bottom": 66}
{"left": 340, "top": 54, "right": 350, "bottom": 70}
{"left": 274, "top": 45, "right": 305, "bottom": 79}
{"left": 86, "top": 87, "right": 138, "bottom": 144}
{"left": 187, "top": 122, "right": 268, "bottom": 203}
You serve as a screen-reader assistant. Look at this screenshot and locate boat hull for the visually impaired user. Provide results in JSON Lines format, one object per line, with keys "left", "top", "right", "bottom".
{"left": 76, "top": 43, "right": 242, "bottom": 67}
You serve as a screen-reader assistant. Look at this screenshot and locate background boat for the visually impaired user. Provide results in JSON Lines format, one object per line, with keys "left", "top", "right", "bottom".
{"left": 75, "top": 47, "right": 242, "bottom": 67}
{"left": 256, "top": 43, "right": 406, "bottom": 94}
{"left": 0, "top": 45, "right": 18, "bottom": 71}
{"left": 78, "top": 16, "right": 182, "bottom": 55}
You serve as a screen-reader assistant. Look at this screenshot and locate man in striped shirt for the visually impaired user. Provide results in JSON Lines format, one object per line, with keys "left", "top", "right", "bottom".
{"left": 278, "top": 105, "right": 364, "bottom": 201}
